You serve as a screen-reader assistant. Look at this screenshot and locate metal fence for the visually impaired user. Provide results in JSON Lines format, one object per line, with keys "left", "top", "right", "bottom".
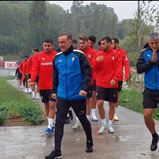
{"left": 0, "top": 68, "right": 16, "bottom": 77}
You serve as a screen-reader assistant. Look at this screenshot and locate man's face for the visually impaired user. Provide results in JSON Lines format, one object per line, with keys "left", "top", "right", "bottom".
{"left": 79, "top": 39, "right": 88, "bottom": 51}
{"left": 43, "top": 42, "right": 53, "bottom": 53}
{"left": 58, "top": 35, "right": 72, "bottom": 53}
{"left": 72, "top": 42, "right": 77, "bottom": 49}
{"left": 148, "top": 39, "right": 159, "bottom": 51}
{"left": 98, "top": 44, "right": 103, "bottom": 51}
{"left": 111, "top": 40, "right": 118, "bottom": 50}
{"left": 88, "top": 40, "right": 95, "bottom": 49}
{"left": 101, "top": 39, "right": 111, "bottom": 51}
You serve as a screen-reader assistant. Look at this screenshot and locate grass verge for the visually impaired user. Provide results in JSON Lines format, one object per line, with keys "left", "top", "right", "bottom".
{"left": 119, "top": 89, "right": 159, "bottom": 120}
{"left": 0, "top": 76, "right": 45, "bottom": 125}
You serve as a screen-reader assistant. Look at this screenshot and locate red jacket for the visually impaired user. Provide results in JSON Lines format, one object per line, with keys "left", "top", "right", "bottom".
{"left": 116, "top": 47, "right": 130, "bottom": 81}
{"left": 25, "top": 56, "right": 35, "bottom": 74}
{"left": 78, "top": 45, "right": 97, "bottom": 84}
{"left": 31, "top": 49, "right": 57, "bottom": 90}
{"left": 19, "top": 61, "right": 27, "bottom": 75}
{"left": 91, "top": 47, "right": 122, "bottom": 88}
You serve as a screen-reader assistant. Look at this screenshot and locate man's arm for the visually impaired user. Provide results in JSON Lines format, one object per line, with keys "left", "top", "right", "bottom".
{"left": 123, "top": 51, "right": 130, "bottom": 81}
{"left": 136, "top": 50, "right": 153, "bottom": 74}
{"left": 80, "top": 53, "right": 92, "bottom": 92}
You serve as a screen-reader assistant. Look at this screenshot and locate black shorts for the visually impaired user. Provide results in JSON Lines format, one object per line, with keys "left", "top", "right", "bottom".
{"left": 87, "top": 86, "right": 92, "bottom": 98}
{"left": 35, "top": 75, "right": 39, "bottom": 83}
{"left": 90, "top": 80, "right": 96, "bottom": 91}
{"left": 143, "top": 87, "right": 159, "bottom": 109}
{"left": 40, "top": 90, "right": 56, "bottom": 103}
{"left": 17, "top": 71, "right": 22, "bottom": 80}
{"left": 26, "top": 74, "right": 31, "bottom": 80}
{"left": 117, "top": 81, "right": 123, "bottom": 92}
{"left": 96, "top": 86, "right": 117, "bottom": 103}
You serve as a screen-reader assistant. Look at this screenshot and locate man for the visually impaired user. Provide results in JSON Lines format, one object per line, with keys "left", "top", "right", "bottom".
{"left": 45, "top": 33, "right": 93, "bottom": 159}
{"left": 111, "top": 38, "right": 130, "bottom": 121}
{"left": 91, "top": 36, "right": 122, "bottom": 134}
{"left": 98, "top": 41, "right": 103, "bottom": 51}
{"left": 136, "top": 32, "right": 159, "bottom": 151}
{"left": 88, "top": 35, "right": 99, "bottom": 122}
{"left": 26, "top": 48, "right": 40, "bottom": 99}
{"left": 76, "top": 34, "right": 97, "bottom": 127}
{"left": 72, "top": 39, "right": 78, "bottom": 49}
{"left": 29, "top": 38, "right": 57, "bottom": 136}
{"left": 19, "top": 56, "right": 28, "bottom": 92}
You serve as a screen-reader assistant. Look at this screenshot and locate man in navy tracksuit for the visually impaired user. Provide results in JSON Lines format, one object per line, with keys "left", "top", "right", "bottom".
{"left": 136, "top": 32, "right": 159, "bottom": 151}
{"left": 45, "top": 33, "right": 93, "bottom": 159}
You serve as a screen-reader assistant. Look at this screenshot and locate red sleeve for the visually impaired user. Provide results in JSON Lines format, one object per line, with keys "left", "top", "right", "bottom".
{"left": 91, "top": 53, "right": 100, "bottom": 72}
{"left": 113, "top": 52, "right": 122, "bottom": 82}
{"left": 19, "top": 62, "right": 23, "bottom": 74}
{"left": 123, "top": 51, "right": 130, "bottom": 80}
{"left": 23, "top": 62, "right": 27, "bottom": 75}
{"left": 26, "top": 57, "right": 32, "bottom": 74}
{"left": 31, "top": 55, "right": 39, "bottom": 82}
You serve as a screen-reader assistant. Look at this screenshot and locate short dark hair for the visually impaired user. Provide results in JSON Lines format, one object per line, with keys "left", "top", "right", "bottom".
{"left": 72, "top": 39, "right": 77, "bottom": 44}
{"left": 98, "top": 41, "right": 101, "bottom": 46}
{"left": 43, "top": 38, "right": 53, "bottom": 44}
{"left": 59, "top": 33, "right": 72, "bottom": 41}
{"left": 112, "top": 38, "right": 119, "bottom": 44}
{"left": 33, "top": 48, "right": 39, "bottom": 52}
{"left": 101, "top": 36, "right": 112, "bottom": 43}
{"left": 24, "top": 55, "right": 28, "bottom": 58}
{"left": 79, "top": 34, "right": 88, "bottom": 41}
{"left": 89, "top": 36, "right": 96, "bottom": 43}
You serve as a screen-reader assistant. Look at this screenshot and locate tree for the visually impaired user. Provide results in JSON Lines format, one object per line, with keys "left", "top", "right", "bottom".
{"left": 28, "top": 1, "right": 49, "bottom": 52}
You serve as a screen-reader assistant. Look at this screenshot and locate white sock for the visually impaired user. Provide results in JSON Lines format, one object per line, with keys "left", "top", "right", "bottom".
{"left": 115, "top": 107, "right": 118, "bottom": 114}
{"left": 86, "top": 115, "right": 90, "bottom": 120}
{"left": 91, "top": 109, "right": 96, "bottom": 117}
{"left": 47, "top": 117, "right": 49, "bottom": 122}
{"left": 48, "top": 118, "right": 54, "bottom": 129}
{"left": 101, "top": 119, "right": 107, "bottom": 125}
{"left": 108, "top": 120, "right": 113, "bottom": 126}
{"left": 32, "top": 91, "right": 35, "bottom": 95}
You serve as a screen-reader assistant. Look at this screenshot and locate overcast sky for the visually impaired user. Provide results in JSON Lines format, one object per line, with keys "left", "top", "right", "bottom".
{"left": 48, "top": 1, "right": 159, "bottom": 21}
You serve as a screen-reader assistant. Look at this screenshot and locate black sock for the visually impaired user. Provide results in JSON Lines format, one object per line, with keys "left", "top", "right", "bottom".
{"left": 152, "top": 132, "right": 158, "bottom": 138}
{"left": 55, "top": 149, "right": 61, "bottom": 153}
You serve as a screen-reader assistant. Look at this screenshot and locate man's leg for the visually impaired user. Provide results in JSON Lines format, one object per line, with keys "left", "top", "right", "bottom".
{"left": 91, "top": 90, "right": 98, "bottom": 121}
{"left": 71, "top": 99, "right": 93, "bottom": 152}
{"left": 108, "top": 102, "right": 115, "bottom": 133}
{"left": 45, "top": 98, "right": 69, "bottom": 159}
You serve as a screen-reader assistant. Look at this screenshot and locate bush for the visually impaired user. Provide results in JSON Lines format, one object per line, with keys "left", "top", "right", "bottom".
{"left": 19, "top": 105, "right": 45, "bottom": 125}
{"left": 0, "top": 106, "right": 9, "bottom": 125}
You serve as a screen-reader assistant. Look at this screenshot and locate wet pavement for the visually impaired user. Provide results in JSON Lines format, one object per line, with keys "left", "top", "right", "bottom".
{"left": 1, "top": 79, "right": 159, "bottom": 159}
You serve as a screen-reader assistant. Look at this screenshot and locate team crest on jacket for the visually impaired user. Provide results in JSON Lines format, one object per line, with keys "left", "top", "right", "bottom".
{"left": 112, "top": 56, "right": 114, "bottom": 60}
{"left": 88, "top": 54, "right": 91, "bottom": 58}
{"left": 72, "top": 57, "right": 75, "bottom": 61}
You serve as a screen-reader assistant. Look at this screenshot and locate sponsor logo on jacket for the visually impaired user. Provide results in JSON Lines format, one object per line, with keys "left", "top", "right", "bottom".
{"left": 41, "top": 62, "right": 53, "bottom": 66}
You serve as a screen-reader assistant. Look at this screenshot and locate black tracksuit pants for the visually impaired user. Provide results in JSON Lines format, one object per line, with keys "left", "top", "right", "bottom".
{"left": 54, "top": 98, "right": 93, "bottom": 151}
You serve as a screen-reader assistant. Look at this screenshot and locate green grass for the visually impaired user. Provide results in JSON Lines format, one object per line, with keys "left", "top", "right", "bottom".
{"left": 120, "top": 89, "right": 159, "bottom": 120}
{"left": 0, "top": 76, "right": 44, "bottom": 125}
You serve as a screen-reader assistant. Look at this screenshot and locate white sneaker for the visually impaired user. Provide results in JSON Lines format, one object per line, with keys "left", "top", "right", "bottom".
{"left": 36, "top": 93, "right": 40, "bottom": 99}
{"left": 23, "top": 88, "right": 28, "bottom": 93}
{"left": 108, "top": 125, "right": 114, "bottom": 134}
{"left": 72, "top": 122, "right": 81, "bottom": 130}
{"left": 28, "top": 88, "right": 32, "bottom": 94}
{"left": 98, "top": 124, "right": 107, "bottom": 134}
{"left": 91, "top": 116, "right": 98, "bottom": 122}
{"left": 32, "top": 92, "right": 35, "bottom": 100}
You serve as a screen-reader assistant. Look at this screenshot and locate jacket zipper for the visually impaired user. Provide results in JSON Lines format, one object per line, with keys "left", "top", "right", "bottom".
{"left": 155, "top": 65, "right": 157, "bottom": 90}
{"left": 66, "top": 55, "right": 68, "bottom": 99}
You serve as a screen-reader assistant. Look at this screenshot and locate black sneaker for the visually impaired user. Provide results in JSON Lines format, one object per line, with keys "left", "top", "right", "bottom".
{"left": 65, "top": 117, "right": 70, "bottom": 124}
{"left": 150, "top": 136, "right": 159, "bottom": 151}
{"left": 69, "top": 110, "right": 73, "bottom": 120}
{"left": 45, "top": 150, "right": 62, "bottom": 159}
{"left": 86, "top": 140, "right": 93, "bottom": 153}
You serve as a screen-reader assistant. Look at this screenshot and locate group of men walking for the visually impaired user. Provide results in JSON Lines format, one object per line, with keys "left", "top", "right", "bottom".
{"left": 15, "top": 31, "right": 159, "bottom": 159}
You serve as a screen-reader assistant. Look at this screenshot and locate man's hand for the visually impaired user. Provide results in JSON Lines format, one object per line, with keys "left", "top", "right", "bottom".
{"left": 52, "top": 93, "right": 57, "bottom": 100}
{"left": 151, "top": 49, "right": 158, "bottom": 63}
{"left": 96, "top": 55, "right": 104, "bottom": 62}
{"left": 110, "top": 79, "right": 116, "bottom": 86}
{"left": 79, "top": 90, "right": 87, "bottom": 96}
